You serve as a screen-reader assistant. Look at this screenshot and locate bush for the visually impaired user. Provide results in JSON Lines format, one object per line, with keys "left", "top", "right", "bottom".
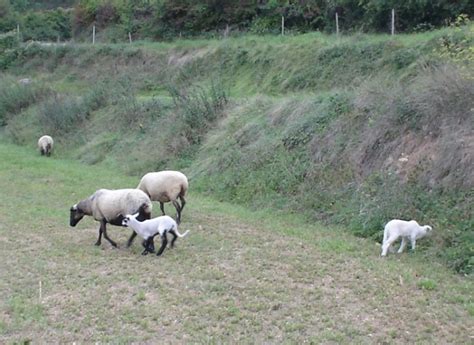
{"left": 0, "top": 76, "right": 50, "bottom": 126}
{"left": 167, "top": 80, "right": 228, "bottom": 144}
{"left": 37, "top": 95, "right": 86, "bottom": 135}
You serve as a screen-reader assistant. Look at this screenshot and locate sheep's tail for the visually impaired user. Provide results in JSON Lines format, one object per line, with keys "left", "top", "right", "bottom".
{"left": 175, "top": 228, "right": 190, "bottom": 238}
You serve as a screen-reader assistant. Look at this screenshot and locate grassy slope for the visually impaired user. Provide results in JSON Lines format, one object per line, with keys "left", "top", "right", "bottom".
{"left": 1, "top": 27, "right": 473, "bottom": 274}
{"left": 0, "top": 143, "right": 473, "bottom": 343}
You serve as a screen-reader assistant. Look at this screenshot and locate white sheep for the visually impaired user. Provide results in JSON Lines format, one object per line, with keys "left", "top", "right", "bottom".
{"left": 381, "top": 219, "right": 433, "bottom": 257}
{"left": 122, "top": 213, "right": 190, "bottom": 256}
{"left": 37, "top": 135, "right": 54, "bottom": 156}
{"left": 70, "top": 188, "right": 152, "bottom": 248}
{"left": 137, "top": 171, "right": 188, "bottom": 224}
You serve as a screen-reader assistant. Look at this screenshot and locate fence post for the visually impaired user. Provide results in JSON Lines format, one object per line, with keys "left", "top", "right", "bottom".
{"left": 335, "top": 12, "right": 339, "bottom": 36}
{"left": 17, "top": 24, "right": 20, "bottom": 41}
{"left": 128, "top": 32, "right": 132, "bottom": 44}
{"left": 281, "top": 16, "right": 285, "bottom": 36}
{"left": 224, "top": 24, "right": 229, "bottom": 38}
{"left": 391, "top": 9, "right": 395, "bottom": 35}
{"left": 92, "top": 25, "right": 96, "bottom": 44}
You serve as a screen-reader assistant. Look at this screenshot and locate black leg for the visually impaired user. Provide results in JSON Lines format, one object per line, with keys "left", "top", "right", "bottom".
{"left": 126, "top": 231, "right": 137, "bottom": 248}
{"left": 160, "top": 202, "right": 165, "bottom": 215}
{"left": 179, "top": 195, "right": 186, "bottom": 213}
{"left": 102, "top": 221, "right": 118, "bottom": 248}
{"left": 142, "top": 238, "right": 155, "bottom": 253}
{"left": 95, "top": 223, "right": 103, "bottom": 246}
{"left": 169, "top": 229, "right": 178, "bottom": 248}
{"left": 156, "top": 234, "right": 168, "bottom": 256}
{"left": 172, "top": 200, "right": 181, "bottom": 225}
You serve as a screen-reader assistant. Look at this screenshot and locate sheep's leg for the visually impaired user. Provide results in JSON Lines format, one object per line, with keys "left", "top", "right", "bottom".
{"left": 160, "top": 202, "right": 166, "bottom": 215}
{"left": 381, "top": 236, "right": 398, "bottom": 256}
{"left": 126, "top": 231, "right": 137, "bottom": 248}
{"left": 172, "top": 200, "right": 181, "bottom": 224}
{"left": 179, "top": 195, "right": 186, "bottom": 213}
{"left": 141, "top": 238, "right": 154, "bottom": 255}
{"left": 169, "top": 230, "right": 178, "bottom": 248}
{"left": 95, "top": 224, "right": 103, "bottom": 246}
{"left": 156, "top": 234, "right": 168, "bottom": 256}
{"left": 410, "top": 238, "right": 417, "bottom": 251}
{"left": 398, "top": 237, "right": 408, "bottom": 253}
{"left": 101, "top": 221, "right": 118, "bottom": 248}
{"left": 146, "top": 237, "right": 156, "bottom": 253}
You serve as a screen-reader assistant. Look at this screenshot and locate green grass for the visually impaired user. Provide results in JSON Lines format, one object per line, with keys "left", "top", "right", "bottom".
{"left": 0, "top": 142, "right": 472, "bottom": 343}
{"left": 1, "top": 25, "right": 473, "bottom": 275}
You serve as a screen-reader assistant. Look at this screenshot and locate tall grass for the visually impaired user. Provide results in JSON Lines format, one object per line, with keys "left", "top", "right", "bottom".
{"left": 0, "top": 77, "right": 50, "bottom": 126}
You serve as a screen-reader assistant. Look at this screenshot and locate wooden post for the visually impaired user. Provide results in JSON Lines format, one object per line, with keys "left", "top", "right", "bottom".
{"left": 92, "top": 25, "right": 96, "bottom": 44}
{"left": 17, "top": 24, "right": 20, "bottom": 40}
{"left": 128, "top": 32, "right": 132, "bottom": 44}
{"left": 281, "top": 16, "right": 284, "bottom": 36}
{"left": 335, "top": 12, "right": 339, "bottom": 36}
{"left": 391, "top": 9, "right": 395, "bottom": 35}
{"left": 224, "top": 24, "right": 229, "bottom": 38}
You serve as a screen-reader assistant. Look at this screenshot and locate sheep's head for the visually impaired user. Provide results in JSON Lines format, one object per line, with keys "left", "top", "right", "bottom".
{"left": 70, "top": 204, "right": 85, "bottom": 227}
{"left": 122, "top": 215, "right": 131, "bottom": 227}
{"left": 425, "top": 225, "right": 433, "bottom": 233}
{"left": 122, "top": 212, "right": 140, "bottom": 227}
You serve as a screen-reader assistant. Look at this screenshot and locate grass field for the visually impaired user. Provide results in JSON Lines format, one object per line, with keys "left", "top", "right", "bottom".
{"left": 0, "top": 142, "right": 472, "bottom": 343}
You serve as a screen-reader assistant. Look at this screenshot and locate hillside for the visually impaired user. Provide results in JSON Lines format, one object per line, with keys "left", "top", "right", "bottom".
{"left": 0, "top": 26, "right": 473, "bottom": 273}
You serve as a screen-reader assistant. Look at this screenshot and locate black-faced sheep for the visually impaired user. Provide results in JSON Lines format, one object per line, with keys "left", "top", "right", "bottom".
{"left": 38, "top": 135, "right": 54, "bottom": 156}
{"left": 381, "top": 219, "right": 433, "bottom": 257}
{"left": 70, "top": 188, "right": 152, "bottom": 248}
{"left": 122, "top": 213, "right": 189, "bottom": 256}
{"left": 137, "top": 171, "right": 188, "bottom": 224}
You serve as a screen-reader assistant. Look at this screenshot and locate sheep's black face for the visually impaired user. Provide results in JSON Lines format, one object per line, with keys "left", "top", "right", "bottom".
{"left": 70, "top": 206, "right": 84, "bottom": 227}
{"left": 122, "top": 216, "right": 130, "bottom": 227}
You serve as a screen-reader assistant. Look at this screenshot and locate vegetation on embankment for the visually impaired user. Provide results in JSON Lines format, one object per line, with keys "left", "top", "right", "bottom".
{"left": 0, "top": 25, "right": 473, "bottom": 273}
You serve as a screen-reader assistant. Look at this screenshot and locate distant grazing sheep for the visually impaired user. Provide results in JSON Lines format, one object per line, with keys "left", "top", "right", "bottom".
{"left": 122, "top": 213, "right": 189, "bottom": 256}
{"left": 38, "top": 135, "right": 54, "bottom": 156}
{"left": 381, "top": 219, "right": 433, "bottom": 257}
{"left": 70, "top": 188, "right": 152, "bottom": 248}
{"left": 137, "top": 171, "right": 188, "bottom": 224}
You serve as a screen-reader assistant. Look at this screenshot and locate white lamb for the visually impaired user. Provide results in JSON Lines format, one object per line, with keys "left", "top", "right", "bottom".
{"left": 381, "top": 219, "right": 433, "bottom": 257}
{"left": 122, "top": 213, "right": 190, "bottom": 256}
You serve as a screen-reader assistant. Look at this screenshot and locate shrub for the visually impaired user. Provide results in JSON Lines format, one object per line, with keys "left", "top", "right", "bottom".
{"left": 37, "top": 95, "right": 86, "bottom": 135}
{"left": 167, "top": 79, "right": 228, "bottom": 144}
{"left": 0, "top": 77, "right": 50, "bottom": 126}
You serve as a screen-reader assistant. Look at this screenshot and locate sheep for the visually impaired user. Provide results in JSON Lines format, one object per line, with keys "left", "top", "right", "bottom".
{"left": 38, "top": 135, "right": 54, "bottom": 156}
{"left": 381, "top": 219, "right": 433, "bottom": 257}
{"left": 70, "top": 188, "right": 152, "bottom": 248}
{"left": 137, "top": 171, "right": 188, "bottom": 224}
{"left": 122, "top": 213, "right": 190, "bottom": 256}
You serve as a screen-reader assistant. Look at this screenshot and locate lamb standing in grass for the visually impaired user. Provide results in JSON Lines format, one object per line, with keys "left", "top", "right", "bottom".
{"left": 38, "top": 135, "right": 54, "bottom": 156}
{"left": 381, "top": 219, "right": 433, "bottom": 257}
{"left": 122, "top": 213, "right": 189, "bottom": 256}
{"left": 70, "top": 188, "right": 152, "bottom": 248}
{"left": 137, "top": 171, "right": 188, "bottom": 224}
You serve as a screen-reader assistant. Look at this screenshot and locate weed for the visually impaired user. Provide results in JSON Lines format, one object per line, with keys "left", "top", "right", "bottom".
{"left": 417, "top": 279, "right": 437, "bottom": 291}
